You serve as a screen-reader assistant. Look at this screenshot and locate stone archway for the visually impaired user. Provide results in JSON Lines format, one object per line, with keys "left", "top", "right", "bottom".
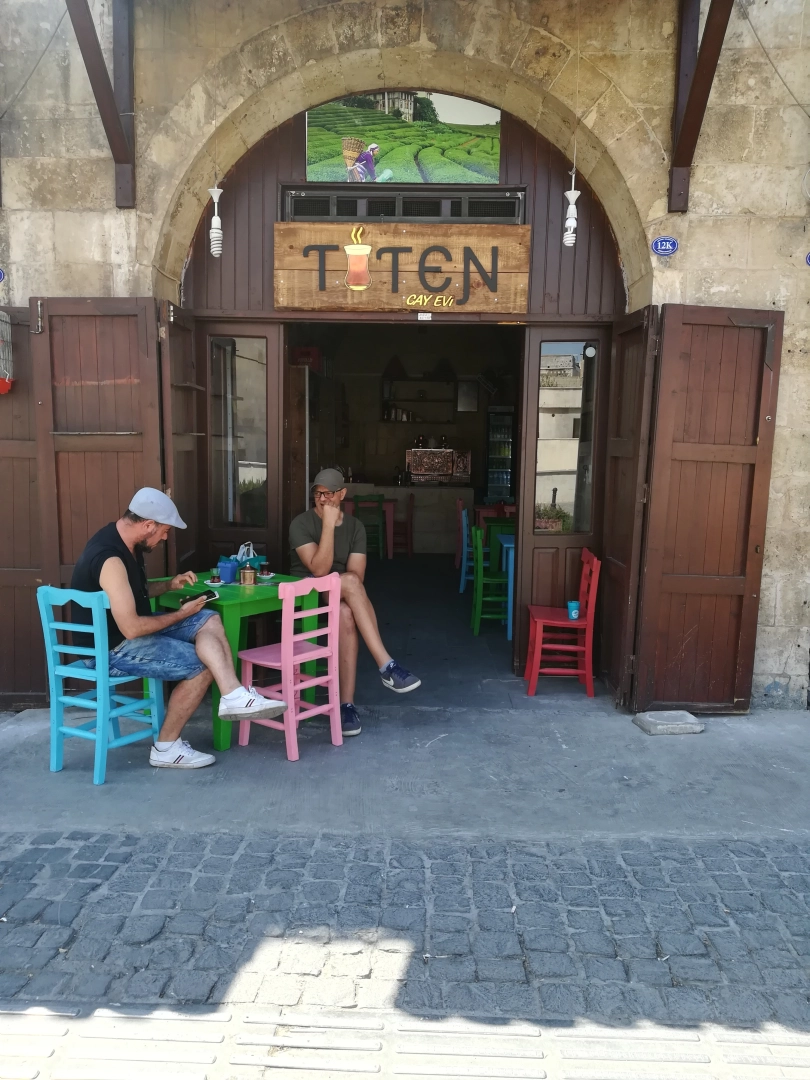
{"left": 139, "top": 9, "right": 663, "bottom": 308}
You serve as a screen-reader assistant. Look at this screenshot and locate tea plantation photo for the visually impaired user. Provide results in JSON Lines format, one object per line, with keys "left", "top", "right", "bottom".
{"left": 306, "top": 98, "right": 501, "bottom": 184}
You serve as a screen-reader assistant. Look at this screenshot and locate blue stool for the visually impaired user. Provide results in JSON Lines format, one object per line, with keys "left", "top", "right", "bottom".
{"left": 36, "top": 587, "right": 165, "bottom": 785}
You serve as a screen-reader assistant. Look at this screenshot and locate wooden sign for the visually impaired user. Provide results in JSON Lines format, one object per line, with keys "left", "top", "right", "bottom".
{"left": 274, "top": 223, "right": 531, "bottom": 313}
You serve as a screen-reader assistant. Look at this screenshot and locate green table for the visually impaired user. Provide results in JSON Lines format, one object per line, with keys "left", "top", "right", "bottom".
{"left": 158, "top": 575, "right": 319, "bottom": 751}
{"left": 488, "top": 520, "right": 516, "bottom": 574}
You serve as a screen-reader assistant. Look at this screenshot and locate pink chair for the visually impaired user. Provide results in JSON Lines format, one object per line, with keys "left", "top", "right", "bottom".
{"left": 236, "top": 573, "right": 342, "bottom": 761}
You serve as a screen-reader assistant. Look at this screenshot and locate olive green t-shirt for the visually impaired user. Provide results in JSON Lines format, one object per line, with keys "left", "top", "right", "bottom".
{"left": 289, "top": 509, "right": 367, "bottom": 576}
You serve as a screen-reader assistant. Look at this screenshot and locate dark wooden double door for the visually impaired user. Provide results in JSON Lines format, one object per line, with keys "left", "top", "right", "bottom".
{"left": 0, "top": 299, "right": 781, "bottom": 712}
{"left": 516, "top": 305, "right": 783, "bottom": 713}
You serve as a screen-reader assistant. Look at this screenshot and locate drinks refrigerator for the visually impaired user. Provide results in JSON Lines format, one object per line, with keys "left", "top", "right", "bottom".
{"left": 486, "top": 406, "right": 515, "bottom": 500}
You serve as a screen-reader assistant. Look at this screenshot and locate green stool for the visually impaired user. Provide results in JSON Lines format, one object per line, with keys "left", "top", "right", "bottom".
{"left": 470, "top": 525, "right": 508, "bottom": 635}
{"left": 352, "top": 495, "right": 385, "bottom": 558}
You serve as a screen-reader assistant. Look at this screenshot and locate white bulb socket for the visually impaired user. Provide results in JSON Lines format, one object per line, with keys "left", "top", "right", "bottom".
{"left": 563, "top": 186, "right": 580, "bottom": 248}
{"left": 208, "top": 186, "right": 224, "bottom": 259}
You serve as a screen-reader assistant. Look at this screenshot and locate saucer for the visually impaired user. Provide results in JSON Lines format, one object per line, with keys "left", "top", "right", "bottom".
{"left": 205, "top": 579, "right": 226, "bottom": 586}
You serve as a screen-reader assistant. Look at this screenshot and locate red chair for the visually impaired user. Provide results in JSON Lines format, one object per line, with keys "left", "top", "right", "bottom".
{"left": 236, "top": 574, "right": 342, "bottom": 761}
{"left": 393, "top": 493, "right": 415, "bottom": 557}
{"left": 524, "top": 549, "right": 601, "bottom": 697}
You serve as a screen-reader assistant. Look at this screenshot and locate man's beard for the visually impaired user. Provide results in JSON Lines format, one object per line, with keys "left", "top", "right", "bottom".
{"left": 135, "top": 538, "right": 158, "bottom": 554}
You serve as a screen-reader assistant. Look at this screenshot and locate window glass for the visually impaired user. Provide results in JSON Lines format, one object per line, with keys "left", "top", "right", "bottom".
{"left": 534, "top": 341, "right": 597, "bottom": 534}
{"left": 210, "top": 337, "right": 267, "bottom": 527}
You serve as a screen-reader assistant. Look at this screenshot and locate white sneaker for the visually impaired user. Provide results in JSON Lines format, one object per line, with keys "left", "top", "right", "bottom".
{"left": 218, "top": 686, "right": 288, "bottom": 721}
{"left": 149, "top": 739, "right": 215, "bottom": 769}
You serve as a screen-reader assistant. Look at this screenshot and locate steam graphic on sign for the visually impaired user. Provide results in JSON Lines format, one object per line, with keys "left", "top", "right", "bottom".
{"left": 344, "top": 226, "right": 373, "bottom": 291}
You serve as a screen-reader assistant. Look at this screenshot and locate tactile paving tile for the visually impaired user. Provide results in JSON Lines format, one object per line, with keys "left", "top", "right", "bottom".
{"left": 5, "top": 1001, "right": 810, "bottom": 1079}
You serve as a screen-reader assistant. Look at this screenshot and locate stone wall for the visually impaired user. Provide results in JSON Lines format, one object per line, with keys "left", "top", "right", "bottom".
{"left": 0, "top": 0, "right": 808, "bottom": 705}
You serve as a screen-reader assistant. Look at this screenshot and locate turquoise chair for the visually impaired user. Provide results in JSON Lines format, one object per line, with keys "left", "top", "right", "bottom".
{"left": 36, "top": 587, "right": 165, "bottom": 785}
{"left": 459, "top": 508, "right": 489, "bottom": 593}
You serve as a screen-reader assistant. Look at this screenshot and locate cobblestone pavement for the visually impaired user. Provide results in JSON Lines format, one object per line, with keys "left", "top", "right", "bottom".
{"left": 2, "top": 828, "right": 810, "bottom": 1047}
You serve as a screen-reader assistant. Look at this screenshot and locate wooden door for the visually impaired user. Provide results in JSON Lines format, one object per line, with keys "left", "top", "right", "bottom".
{"left": 514, "top": 325, "right": 610, "bottom": 669}
{"left": 30, "top": 297, "right": 165, "bottom": 587}
{"left": 159, "top": 302, "right": 201, "bottom": 575}
{"left": 196, "top": 321, "right": 284, "bottom": 570}
{"left": 0, "top": 307, "right": 47, "bottom": 706}
{"left": 634, "top": 305, "right": 783, "bottom": 713}
{"left": 600, "top": 307, "right": 658, "bottom": 704}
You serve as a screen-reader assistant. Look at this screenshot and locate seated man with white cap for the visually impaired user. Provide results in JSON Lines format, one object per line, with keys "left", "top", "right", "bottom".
{"left": 289, "top": 468, "right": 420, "bottom": 738}
{"left": 70, "top": 488, "right": 287, "bottom": 770}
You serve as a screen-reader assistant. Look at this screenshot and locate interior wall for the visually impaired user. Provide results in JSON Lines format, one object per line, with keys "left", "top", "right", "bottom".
{"left": 289, "top": 324, "right": 522, "bottom": 491}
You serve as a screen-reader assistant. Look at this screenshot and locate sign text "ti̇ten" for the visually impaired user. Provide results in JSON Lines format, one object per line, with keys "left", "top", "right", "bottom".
{"left": 302, "top": 244, "right": 499, "bottom": 306}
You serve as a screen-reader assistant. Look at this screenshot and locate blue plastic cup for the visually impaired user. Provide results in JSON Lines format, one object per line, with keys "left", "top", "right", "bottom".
{"left": 567, "top": 600, "right": 580, "bottom": 620}
{"left": 219, "top": 561, "right": 237, "bottom": 584}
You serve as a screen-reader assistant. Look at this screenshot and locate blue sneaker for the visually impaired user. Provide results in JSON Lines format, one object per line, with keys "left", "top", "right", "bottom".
{"left": 380, "top": 660, "right": 421, "bottom": 694}
{"left": 340, "top": 703, "right": 362, "bottom": 737}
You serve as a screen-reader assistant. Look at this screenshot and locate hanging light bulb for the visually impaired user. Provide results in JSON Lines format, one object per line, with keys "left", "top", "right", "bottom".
{"left": 563, "top": 174, "right": 580, "bottom": 248}
{"left": 208, "top": 186, "right": 223, "bottom": 258}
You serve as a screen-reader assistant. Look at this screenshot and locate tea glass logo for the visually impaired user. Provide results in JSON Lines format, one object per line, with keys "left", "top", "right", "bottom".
{"left": 344, "top": 226, "right": 372, "bottom": 291}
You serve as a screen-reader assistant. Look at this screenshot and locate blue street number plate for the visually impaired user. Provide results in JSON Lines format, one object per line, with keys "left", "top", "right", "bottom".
{"left": 651, "top": 236, "right": 678, "bottom": 256}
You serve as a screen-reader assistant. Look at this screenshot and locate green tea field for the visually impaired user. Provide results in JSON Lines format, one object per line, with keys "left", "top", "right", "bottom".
{"left": 306, "top": 102, "right": 501, "bottom": 183}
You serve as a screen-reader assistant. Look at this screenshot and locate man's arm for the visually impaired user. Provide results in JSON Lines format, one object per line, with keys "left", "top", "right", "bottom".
{"left": 293, "top": 505, "right": 339, "bottom": 577}
{"left": 345, "top": 552, "right": 367, "bottom": 583}
{"left": 98, "top": 558, "right": 206, "bottom": 640}
{"left": 149, "top": 571, "right": 198, "bottom": 598}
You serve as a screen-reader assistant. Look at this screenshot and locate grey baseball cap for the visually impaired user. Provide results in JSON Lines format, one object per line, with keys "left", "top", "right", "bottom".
{"left": 310, "top": 468, "right": 346, "bottom": 492}
{"left": 128, "top": 487, "right": 187, "bottom": 529}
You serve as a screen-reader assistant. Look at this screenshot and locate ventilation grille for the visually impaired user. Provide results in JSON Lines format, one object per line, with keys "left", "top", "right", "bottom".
{"left": 402, "top": 199, "right": 442, "bottom": 217}
{"left": 367, "top": 198, "right": 397, "bottom": 217}
{"left": 468, "top": 199, "right": 518, "bottom": 218}
{"left": 291, "top": 196, "right": 330, "bottom": 216}
{"left": 284, "top": 188, "right": 524, "bottom": 223}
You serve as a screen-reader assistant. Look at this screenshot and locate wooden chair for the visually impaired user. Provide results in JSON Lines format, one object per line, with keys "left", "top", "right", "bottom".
{"left": 352, "top": 495, "right": 385, "bottom": 557}
{"left": 236, "top": 574, "right": 342, "bottom": 761}
{"left": 470, "top": 525, "right": 508, "bottom": 635}
{"left": 524, "top": 549, "right": 601, "bottom": 697}
{"left": 36, "top": 587, "right": 164, "bottom": 785}
{"left": 393, "top": 493, "right": 415, "bottom": 557}
{"left": 459, "top": 508, "right": 489, "bottom": 593}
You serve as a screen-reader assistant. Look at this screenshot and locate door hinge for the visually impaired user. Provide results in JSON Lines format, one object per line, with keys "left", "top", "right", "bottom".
{"left": 29, "top": 299, "right": 44, "bottom": 334}
{"left": 639, "top": 483, "right": 648, "bottom": 504}
{"left": 626, "top": 654, "right": 636, "bottom": 674}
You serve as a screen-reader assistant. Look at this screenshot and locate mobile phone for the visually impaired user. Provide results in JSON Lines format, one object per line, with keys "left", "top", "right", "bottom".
{"left": 180, "top": 589, "right": 219, "bottom": 605}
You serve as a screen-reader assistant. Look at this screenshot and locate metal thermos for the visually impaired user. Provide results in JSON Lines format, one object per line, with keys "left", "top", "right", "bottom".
{"left": 240, "top": 566, "right": 256, "bottom": 585}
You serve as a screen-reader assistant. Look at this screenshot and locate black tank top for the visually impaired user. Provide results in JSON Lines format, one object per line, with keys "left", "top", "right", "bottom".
{"left": 70, "top": 522, "right": 153, "bottom": 648}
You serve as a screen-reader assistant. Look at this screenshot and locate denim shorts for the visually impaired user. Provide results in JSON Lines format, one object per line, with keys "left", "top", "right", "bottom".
{"left": 90, "top": 610, "right": 218, "bottom": 682}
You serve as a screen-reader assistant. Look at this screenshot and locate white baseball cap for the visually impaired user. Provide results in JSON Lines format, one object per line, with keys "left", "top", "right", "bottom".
{"left": 368, "top": 142, "right": 379, "bottom": 151}
{"left": 128, "top": 487, "right": 187, "bottom": 529}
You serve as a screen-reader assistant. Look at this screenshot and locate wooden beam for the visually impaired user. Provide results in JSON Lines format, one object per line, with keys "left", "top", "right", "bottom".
{"left": 668, "top": 0, "right": 734, "bottom": 212}
{"left": 112, "top": 0, "right": 135, "bottom": 207}
{"left": 65, "top": 0, "right": 133, "bottom": 167}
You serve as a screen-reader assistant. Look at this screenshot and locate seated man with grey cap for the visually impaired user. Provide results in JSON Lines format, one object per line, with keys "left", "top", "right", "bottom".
{"left": 289, "top": 468, "right": 420, "bottom": 737}
{"left": 70, "top": 488, "right": 287, "bottom": 770}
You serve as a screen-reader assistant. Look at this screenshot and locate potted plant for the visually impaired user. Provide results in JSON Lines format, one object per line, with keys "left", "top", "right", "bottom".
{"left": 535, "top": 503, "right": 572, "bottom": 532}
